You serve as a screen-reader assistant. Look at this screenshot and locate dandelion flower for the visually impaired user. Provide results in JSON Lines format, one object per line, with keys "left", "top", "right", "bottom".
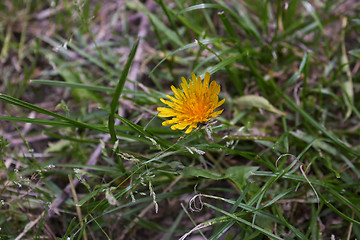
{"left": 157, "top": 72, "right": 225, "bottom": 134}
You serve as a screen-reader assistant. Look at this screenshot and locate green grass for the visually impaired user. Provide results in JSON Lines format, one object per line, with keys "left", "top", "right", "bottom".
{"left": 0, "top": 0, "right": 360, "bottom": 239}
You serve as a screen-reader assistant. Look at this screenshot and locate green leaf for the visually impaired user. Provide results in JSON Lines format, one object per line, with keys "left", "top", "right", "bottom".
{"left": 108, "top": 39, "right": 139, "bottom": 143}
{"left": 234, "top": 95, "right": 286, "bottom": 116}
{"left": 224, "top": 166, "right": 259, "bottom": 191}
{"left": 0, "top": 94, "right": 107, "bottom": 133}
{"left": 182, "top": 166, "right": 258, "bottom": 191}
{"left": 0, "top": 116, "right": 73, "bottom": 127}
{"left": 274, "top": 205, "right": 308, "bottom": 239}
{"left": 182, "top": 167, "right": 224, "bottom": 180}
{"left": 273, "top": 83, "right": 360, "bottom": 157}
{"left": 318, "top": 192, "right": 360, "bottom": 226}
{"left": 177, "top": 3, "right": 223, "bottom": 14}
{"left": 352, "top": 19, "right": 360, "bottom": 25}
{"left": 156, "top": 0, "right": 202, "bottom": 36}
{"left": 204, "top": 203, "right": 285, "bottom": 240}
{"left": 44, "top": 140, "right": 71, "bottom": 154}
{"left": 150, "top": 38, "right": 229, "bottom": 74}
{"left": 283, "top": 52, "right": 309, "bottom": 89}
{"left": 178, "top": 3, "right": 261, "bottom": 42}
{"left": 127, "top": 1, "right": 183, "bottom": 47}
{"left": 57, "top": 67, "right": 100, "bottom": 101}
{"left": 31, "top": 79, "right": 115, "bottom": 93}
{"left": 340, "top": 17, "right": 354, "bottom": 120}
{"left": 290, "top": 129, "right": 360, "bottom": 178}
{"left": 199, "top": 53, "right": 245, "bottom": 79}
{"left": 348, "top": 49, "right": 360, "bottom": 58}
{"left": 115, "top": 114, "right": 170, "bottom": 149}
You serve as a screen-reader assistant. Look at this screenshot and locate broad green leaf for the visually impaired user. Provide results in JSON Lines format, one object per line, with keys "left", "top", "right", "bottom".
{"left": 182, "top": 167, "right": 224, "bottom": 180}
{"left": 182, "top": 166, "right": 258, "bottom": 191}
{"left": 225, "top": 166, "right": 259, "bottom": 191}
{"left": 234, "top": 95, "right": 286, "bottom": 116}
{"left": 44, "top": 140, "right": 71, "bottom": 154}
{"left": 348, "top": 49, "right": 360, "bottom": 58}
{"left": 57, "top": 67, "right": 100, "bottom": 101}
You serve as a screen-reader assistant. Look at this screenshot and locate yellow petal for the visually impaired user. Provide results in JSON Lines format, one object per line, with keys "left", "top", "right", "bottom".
{"left": 209, "top": 81, "right": 220, "bottom": 96}
{"left": 185, "top": 126, "right": 194, "bottom": 134}
{"left": 162, "top": 119, "right": 177, "bottom": 126}
{"left": 196, "top": 75, "right": 201, "bottom": 94}
{"left": 158, "top": 107, "right": 177, "bottom": 117}
{"left": 171, "top": 86, "right": 185, "bottom": 100}
{"left": 160, "top": 99, "right": 177, "bottom": 108}
{"left": 171, "top": 122, "right": 189, "bottom": 130}
{"left": 191, "top": 72, "right": 196, "bottom": 82}
{"left": 203, "top": 72, "right": 210, "bottom": 89}
{"left": 216, "top": 98, "right": 225, "bottom": 108}
{"left": 158, "top": 72, "right": 225, "bottom": 133}
{"left": 181, "top": 80, "right": 190, "bottom": 99}
{"left": 209, "top": 109, "right": 224, "bottom": 117}
{"left": 166, "top": 94, "right": 180, "bottom": 104}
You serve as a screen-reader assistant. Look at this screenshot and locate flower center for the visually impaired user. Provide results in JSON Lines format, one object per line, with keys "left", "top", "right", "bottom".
{"left": 186, "top": 97, "right": 208, "bottom": 123}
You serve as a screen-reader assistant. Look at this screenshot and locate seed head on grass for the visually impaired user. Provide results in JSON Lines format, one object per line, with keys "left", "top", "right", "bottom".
{"left": 157, "top": 72, "right": 225, "bottom": 134}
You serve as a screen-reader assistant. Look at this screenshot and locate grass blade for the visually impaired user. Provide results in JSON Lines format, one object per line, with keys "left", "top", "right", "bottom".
{"left": 272, "top": 83, "right": 360, "bottom": 157}
{"left": 108, "top": 39, "right": 139, "bottom": 143}
{"left": 204, "top": 203, "right": 284, "bottom": 240}
{"left": 31, "top": 80, "right": 115, "bottom": 93}
{"left": 0, "top": 94, "right": 107, "bottom": 133}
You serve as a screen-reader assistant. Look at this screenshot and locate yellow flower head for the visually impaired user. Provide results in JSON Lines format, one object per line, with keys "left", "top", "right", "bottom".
{"left": 157, "top": 72, "right": 225, "bottom": 134}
